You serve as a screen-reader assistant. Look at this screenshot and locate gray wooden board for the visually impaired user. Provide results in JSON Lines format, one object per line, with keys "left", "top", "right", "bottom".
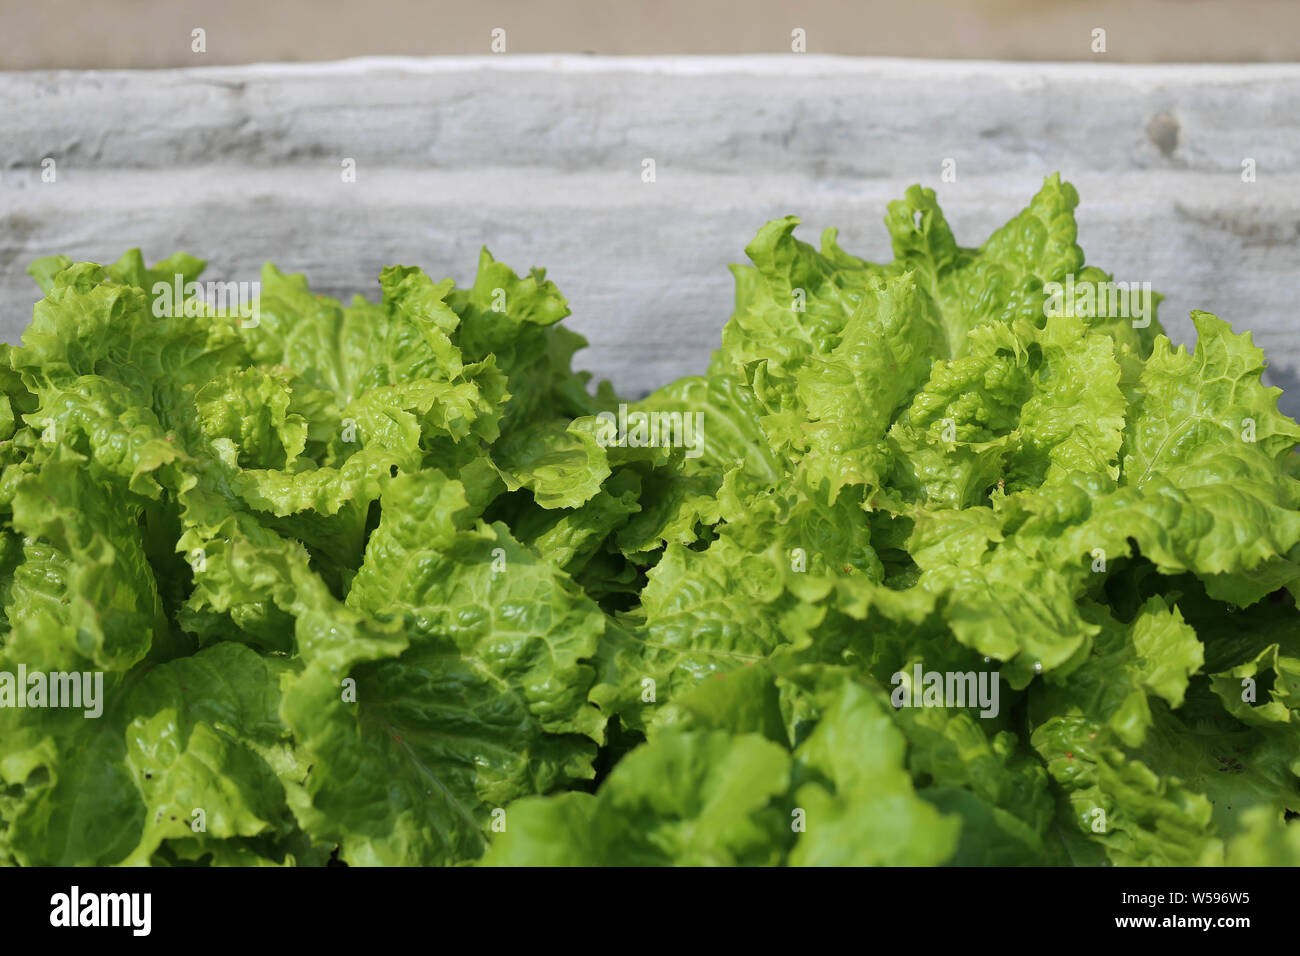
{"left": 2, "top": 56, "right": 1298, "bottom": 413}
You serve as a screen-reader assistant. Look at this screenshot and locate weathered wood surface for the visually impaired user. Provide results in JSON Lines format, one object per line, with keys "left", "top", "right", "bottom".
{"left": 2, "top": 56, "right": 1298, "bottom": 410}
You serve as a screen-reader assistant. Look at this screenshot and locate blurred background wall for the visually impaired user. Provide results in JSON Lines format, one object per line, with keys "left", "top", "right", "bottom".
{"left": 3, "top": 0, "right": 1299, "bottom": 69}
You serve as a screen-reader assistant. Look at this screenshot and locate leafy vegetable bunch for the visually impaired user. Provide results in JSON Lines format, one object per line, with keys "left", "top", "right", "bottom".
{"left": 2, "top": 175, "right": 1299, "bottom": 867}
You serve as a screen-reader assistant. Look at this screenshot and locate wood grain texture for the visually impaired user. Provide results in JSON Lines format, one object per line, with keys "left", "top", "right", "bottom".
{"left": 2, "top": 56, "right": 1298, "bottom": 412}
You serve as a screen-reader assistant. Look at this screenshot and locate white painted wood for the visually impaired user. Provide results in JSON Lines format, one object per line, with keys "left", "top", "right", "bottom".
{"left": 2, "top": 56, "right": 1298, "bottom": 412}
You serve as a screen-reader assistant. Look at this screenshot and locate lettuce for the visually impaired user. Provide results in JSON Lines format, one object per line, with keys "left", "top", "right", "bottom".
{"left": 3, "top": 174, "right": 1300, "bottom": 867}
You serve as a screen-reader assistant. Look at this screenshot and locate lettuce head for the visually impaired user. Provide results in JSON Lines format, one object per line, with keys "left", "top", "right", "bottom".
{"left": 2, "top": 174, "right": 1299, "bottom": 867}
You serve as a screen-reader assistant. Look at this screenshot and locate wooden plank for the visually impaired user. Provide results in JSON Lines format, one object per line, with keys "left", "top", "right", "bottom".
{"left": 2, "top": 57, "right": 1299, "bottom": 412}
